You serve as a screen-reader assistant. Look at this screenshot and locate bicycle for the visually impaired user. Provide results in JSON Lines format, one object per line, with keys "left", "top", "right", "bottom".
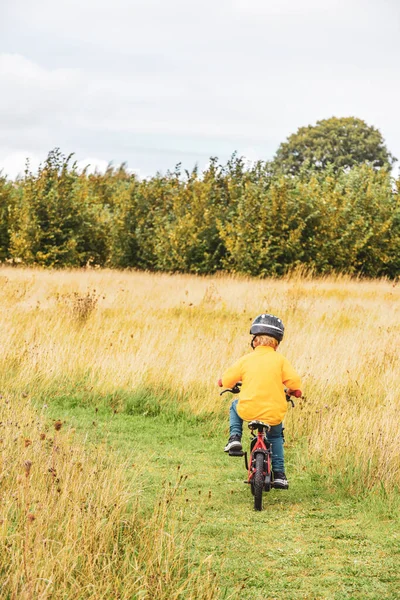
{"left": 220, "top": 383, "right": 301, "bottom": 511}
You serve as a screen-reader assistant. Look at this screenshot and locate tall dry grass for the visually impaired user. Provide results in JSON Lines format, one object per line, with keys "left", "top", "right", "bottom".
{"left": 0, "top": 266, "right": 399, "bottom": 492}
{"left": 0, "top": 267, "right": 399, "bottom": 596}
{"left": 1, "top": 267, "right": 240, "bottom": 598}
{"left": 0, "top": 391, "right": 222, "bottom": 599}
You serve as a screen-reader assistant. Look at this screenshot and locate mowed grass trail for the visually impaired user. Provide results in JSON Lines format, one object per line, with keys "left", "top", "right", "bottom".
{"left": 47, "top": 402, "right": 400, "bottom": 600}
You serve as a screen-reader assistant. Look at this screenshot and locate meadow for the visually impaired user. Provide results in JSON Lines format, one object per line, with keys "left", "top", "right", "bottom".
{"left": 0, "top": 267, "right": 399, "bottom": 599}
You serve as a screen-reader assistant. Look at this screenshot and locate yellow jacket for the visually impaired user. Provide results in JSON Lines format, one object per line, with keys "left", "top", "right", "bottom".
{"left": 221, "top": 346, "right": 302, "bottom": 426}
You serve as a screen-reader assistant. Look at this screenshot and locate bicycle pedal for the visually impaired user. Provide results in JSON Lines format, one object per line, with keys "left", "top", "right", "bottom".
{"left": 229, "top": 450, "right": 245, "bottom": 457}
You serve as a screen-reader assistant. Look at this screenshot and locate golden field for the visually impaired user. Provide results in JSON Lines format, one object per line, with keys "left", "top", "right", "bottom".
{"left": 1, "top": 267, "right": 399, "bottom": 489}
{"left": 0, "top": 267, "right": 399, "bottom": 598}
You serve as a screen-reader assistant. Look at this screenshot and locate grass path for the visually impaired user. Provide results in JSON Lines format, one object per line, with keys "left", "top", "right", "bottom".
{"left": 48, "top": 403, "right": 400, "bottom": 600}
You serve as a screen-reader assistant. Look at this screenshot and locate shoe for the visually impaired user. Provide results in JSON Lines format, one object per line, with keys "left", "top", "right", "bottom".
{"left": 224, "top": 435, "right": 242, "bottom": 452}
{"left": 273, "top": 471, "right": 289, "bottom": 489}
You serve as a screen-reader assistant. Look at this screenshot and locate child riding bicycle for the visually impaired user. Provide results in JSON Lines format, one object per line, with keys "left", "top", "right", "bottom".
{"left": 218, "top": 313, "right": 302, "bottom": 489}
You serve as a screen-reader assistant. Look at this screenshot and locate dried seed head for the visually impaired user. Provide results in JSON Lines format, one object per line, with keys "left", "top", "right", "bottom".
{"left": 24, "top": 460, "right": 32, "bottom": 477}
{"left": 27, "top": 513, "right": 36, "bottom": 522}
{"left": 54, "top": 421, "right": 62, "bottom": 431}
{"left": 40, "top": 433, "right": 46, "bottom": 440}
{"left": 24, "top": 439, "right": 32, "bottom": 447}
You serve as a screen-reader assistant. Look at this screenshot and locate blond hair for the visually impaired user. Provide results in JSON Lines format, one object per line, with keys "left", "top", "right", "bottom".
{"left": 253, "top": 335, "right": 279, "bottom": 349}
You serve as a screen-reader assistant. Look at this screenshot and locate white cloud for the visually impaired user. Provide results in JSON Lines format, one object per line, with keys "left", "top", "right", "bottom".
{"left": 1, "top": 0, "right": 400, "bottom": 177}
{"left": 0, "top": 51, "right": 282, "bottom": 141}
{"left": 0, "top": 151, "right": 41, "bottom": 179}
{"left": 0, "top": 53, "right": 80, "bottom": 85}
{"left": 0, "top": 150, "right": 146, "bottom": 180}
{"left": 0, "top": 54, "right": 84, "bottom": 132}
{"left": 75, "top": 158, "right": 110, "bottom": 174}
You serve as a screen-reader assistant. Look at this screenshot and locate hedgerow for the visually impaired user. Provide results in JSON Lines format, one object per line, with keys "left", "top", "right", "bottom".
{"left": 1, "top": 150, "right": 399, "bottom": 277}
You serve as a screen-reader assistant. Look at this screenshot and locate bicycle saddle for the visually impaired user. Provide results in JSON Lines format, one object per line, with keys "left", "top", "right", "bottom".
{"left": 248, "top": 420, "right": 271, "bottom": 430}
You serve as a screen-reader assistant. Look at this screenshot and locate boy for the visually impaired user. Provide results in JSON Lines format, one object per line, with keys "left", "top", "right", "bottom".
{"left": 218, "top": 313, "right": 302, "bottom": 489}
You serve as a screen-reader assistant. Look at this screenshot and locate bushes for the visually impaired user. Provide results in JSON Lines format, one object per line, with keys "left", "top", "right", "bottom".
{"left": 1, "top": 150, "right": 399, "bottom": 277}
{"left": 0, "top": 174, "right": 12, "bottom": 261}
{"left": 219, "top": 164, "right": 400, "bottom": 277}
{"left": 9, "top": 150, "right": 111, "bottom": 267}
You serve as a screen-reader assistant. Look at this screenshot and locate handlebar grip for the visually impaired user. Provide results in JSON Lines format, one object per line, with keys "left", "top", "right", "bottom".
{"left": 220, "top": 382, "right": 242, "bottom": 396}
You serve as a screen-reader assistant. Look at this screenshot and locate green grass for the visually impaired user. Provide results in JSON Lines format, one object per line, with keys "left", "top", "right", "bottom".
{"left": 45, "top": 399, "right": 400, "bottom": 600}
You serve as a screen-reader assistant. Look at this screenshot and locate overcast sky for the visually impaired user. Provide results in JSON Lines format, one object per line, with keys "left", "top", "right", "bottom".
{"left": 1, "top": 0, "right": 399, "bottom": 178}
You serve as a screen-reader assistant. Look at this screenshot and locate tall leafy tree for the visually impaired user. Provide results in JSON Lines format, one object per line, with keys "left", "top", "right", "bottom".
{"left": 272, "top": 117, "right": 396, "bottom": 175}
{"left": 9, "top": 150, "right": 111, "bottom": 267}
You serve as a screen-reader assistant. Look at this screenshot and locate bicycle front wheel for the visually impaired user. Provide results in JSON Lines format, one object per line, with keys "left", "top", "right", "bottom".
{"left": 253, "top": 453, "right": 264, "bottom": 511}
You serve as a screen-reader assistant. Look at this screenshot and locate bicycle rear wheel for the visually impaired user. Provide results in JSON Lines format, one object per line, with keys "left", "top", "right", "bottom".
{"left": 253, "top": 453, "right": 264, "bottom": 511}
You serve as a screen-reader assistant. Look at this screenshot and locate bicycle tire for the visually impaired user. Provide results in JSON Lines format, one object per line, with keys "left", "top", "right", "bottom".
{"left": 253, "top": 453, "right": 264, "bottom": 511}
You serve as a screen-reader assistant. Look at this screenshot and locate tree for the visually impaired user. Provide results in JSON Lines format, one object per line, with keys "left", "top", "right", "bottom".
{"left": 272, "top": 117, "right": 396, "bottom": 175}
{"left": 9, "top": 149, "right": 111, "bottom": 267}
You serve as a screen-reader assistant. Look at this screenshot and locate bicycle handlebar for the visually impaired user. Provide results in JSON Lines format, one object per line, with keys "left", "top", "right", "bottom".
{"left": 219, "top": 382, "right": 242, "bottom": 396}
{"left": 220, "top": 382, "right": 302, "bottom": 402}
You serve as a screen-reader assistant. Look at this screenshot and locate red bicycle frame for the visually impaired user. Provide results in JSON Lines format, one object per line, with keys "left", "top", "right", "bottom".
{"left": 247, "top": 425, "right": 271, "bottom": 485}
